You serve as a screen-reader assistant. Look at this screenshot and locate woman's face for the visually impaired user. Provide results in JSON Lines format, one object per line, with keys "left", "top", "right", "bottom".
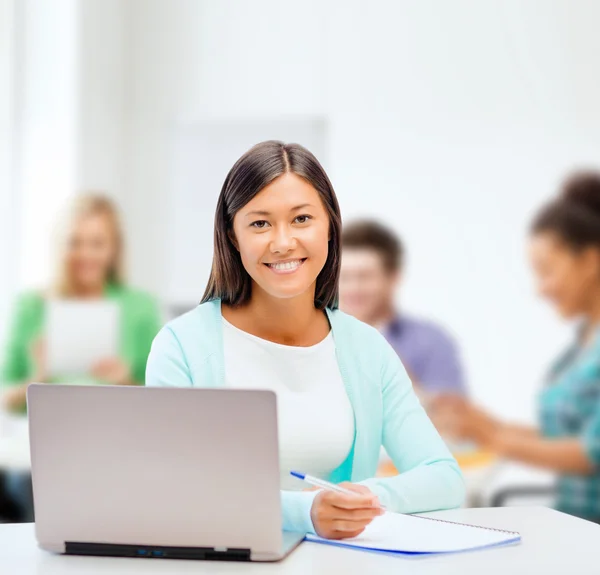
{"left": 528, "top": 231, "right": 600, "bottom": 319}
{"left": 231, "top": 172, "right": 331, "bottom": 302}
{"left": 66, "top": 213, "right": 117, "bottom": 291}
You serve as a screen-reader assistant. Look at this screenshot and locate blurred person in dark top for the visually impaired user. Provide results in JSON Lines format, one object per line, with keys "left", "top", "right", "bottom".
{"left": 432, "top": 171, "right": 600, "bottom": 524}
{"left": 340, "top": 220, "right": 467, "bottom": 399}
{"left": 0, "top": 192, "right": 162, "bottom": 521}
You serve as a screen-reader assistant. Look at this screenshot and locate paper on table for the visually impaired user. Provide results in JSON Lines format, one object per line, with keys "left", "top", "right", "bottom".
{"left": 306, "top": 511, "right": 520, "bottom": 555}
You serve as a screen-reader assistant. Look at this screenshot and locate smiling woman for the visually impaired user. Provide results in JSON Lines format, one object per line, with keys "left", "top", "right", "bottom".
{"left": 202, "top": 141, "right": 341, "bottom": 314}
{"left": 146, "top": 141, "right": 465, "bottom": 540}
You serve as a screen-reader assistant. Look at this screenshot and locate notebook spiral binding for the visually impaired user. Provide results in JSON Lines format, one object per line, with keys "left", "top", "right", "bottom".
{"left": 413, "top": 514, "right": 519, "bottom": 535}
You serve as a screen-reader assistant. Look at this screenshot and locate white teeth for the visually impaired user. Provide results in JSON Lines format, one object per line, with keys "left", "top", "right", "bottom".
{"left": 269, "top": 259, "right": 302, "bottom": 271}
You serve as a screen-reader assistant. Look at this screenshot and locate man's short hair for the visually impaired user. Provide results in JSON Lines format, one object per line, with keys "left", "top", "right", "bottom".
{"left": 341, "top": 220, "right": 404, "bottom": 272}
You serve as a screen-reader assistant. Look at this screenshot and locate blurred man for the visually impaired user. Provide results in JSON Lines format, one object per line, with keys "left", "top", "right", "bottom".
{"left": 340, "top": 220, "right": 467, "bottom": 397}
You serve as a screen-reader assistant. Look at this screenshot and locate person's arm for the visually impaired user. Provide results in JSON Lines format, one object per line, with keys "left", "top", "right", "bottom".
{"left": 500, "top": 423, "right": 539, "bottom": 439}
{"left": 3, "top": 340, "right": 46, "bottom": 411}
{"left": 491, "top": 434, "right": 593, "bottom": 474}
{"left": 131, "top": 295, "right": 163, "bottom": 385}
{"left": 1, "top": 294, "right": 44, "bottom": 412}
{"left": 359, "top": 341, "right": 466, "bottom": 512}
{"left": 434, "top": 396, "right": 593, "bottom": 474}
{"left": 487, "top": 394, "right": 600, "bottom": 474}
{"left": 145, "top": 326, "right": 319, "bottom": 534}
{"left": 429, "top": 395, "right": 539, "bottom": 443}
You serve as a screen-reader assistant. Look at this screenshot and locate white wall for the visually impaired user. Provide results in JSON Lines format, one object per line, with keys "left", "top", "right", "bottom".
{"left": 122, "top": 0, "right": 600, "bottom": 422}
{"left": 0, "top": 0, "right": 16, "bottom": 341}
{"left": 77, "top": 0, "right": 127, "bottom": 198}
{"left": 17, "top": 0, "right": 79, "bottom": 289}
{"left": 10, "top": 0, "right": 128, "bottom": 292}
{"left": 325, "top": 0, "right": 600, "bottom": 421}
{"left": 9, "top": 1, "right": 600, "bottom": 422}
{"left": 124, "top": 0, "right": 327, "bottom": 292}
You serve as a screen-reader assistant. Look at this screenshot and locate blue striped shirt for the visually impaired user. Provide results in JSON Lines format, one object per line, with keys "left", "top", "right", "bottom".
{"left": 540, "top": 328, "right": 600, "bottom": 521}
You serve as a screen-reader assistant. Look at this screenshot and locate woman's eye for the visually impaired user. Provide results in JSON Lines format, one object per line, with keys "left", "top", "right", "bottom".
{"left": 251, "top": 220, "right": 269, "bottom": 229}
{"left": 294, "top": 215, "right": 312, "bottom": 224}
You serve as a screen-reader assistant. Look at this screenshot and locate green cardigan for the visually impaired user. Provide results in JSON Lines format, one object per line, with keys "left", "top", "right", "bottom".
{"left": 0, "top": 285, "right": 161, "bottom": 395}
{"left": 146, "top": 299, "right": 465, "bottom": 534}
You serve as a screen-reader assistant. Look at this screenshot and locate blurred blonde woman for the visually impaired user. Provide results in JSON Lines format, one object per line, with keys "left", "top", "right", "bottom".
{"left": 1, "top": 193, "right": 162, "bottom": 412}
{"left": 0, "top": 193, "right": 161, "bottom": 521}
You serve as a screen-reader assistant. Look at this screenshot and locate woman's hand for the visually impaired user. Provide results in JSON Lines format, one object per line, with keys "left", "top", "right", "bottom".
{"left": 310, "top": 483, "right": 384, "bottom": 540}
{"left": 91, "top": 358, "right": 133, "bottom": 386}
{"left": 430, "top": 395, "right": 501, "bottom": 447}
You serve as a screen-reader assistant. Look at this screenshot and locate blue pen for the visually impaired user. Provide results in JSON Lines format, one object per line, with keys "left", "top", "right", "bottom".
{"left": 290, "top": 471, "right": 387, "bottom": 509}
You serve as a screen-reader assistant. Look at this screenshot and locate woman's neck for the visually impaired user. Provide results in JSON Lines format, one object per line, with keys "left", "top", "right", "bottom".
{"left": 69, "top": 283, "right": 105, "bottom": 299}
{"left": 370, "top": 303, "right": 397, "bottom": 330}
{"left": 223, "top": 287, "right": 329, "bottom": 346}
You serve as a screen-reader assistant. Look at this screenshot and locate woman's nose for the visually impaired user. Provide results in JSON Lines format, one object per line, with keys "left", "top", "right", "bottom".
{"left": 270, "top": 226, "right": 297, "bottom": 254}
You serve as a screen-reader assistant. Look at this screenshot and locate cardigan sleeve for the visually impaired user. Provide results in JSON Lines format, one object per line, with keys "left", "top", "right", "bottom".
{"left": 359, "top": 338, "right": 466, "bottom": 513}
{"left": 0, "top": 292, "right": 43, "bottom": 386}
{"left": 129, "top": 292, "right": 162, "bottom": 385}
{"left": 145, "top": 326, "right": 194, "bottom": 387}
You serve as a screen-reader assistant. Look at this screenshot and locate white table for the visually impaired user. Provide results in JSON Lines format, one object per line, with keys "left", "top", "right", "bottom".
{"left": 478, "top": 461, "right": 555, "bottom": 507}
{"left": 1, "top": 507, "right": 598, "bottom": 574}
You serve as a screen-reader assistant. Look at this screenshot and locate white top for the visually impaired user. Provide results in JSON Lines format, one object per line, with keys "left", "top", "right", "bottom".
{"left": 222, "top": 318, "right": 355, "bottom": 491}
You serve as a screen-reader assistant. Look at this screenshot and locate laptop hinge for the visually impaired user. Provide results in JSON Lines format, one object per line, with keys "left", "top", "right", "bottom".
{"left": 65, "top": 542, "right": 251, "bottom": 561}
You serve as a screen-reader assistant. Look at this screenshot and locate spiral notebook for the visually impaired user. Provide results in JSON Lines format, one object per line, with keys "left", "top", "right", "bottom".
{"left": 305, "top": 512, "right": 521, "bottom": 556}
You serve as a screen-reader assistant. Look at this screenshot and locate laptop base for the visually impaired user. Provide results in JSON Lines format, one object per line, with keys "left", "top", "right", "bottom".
{"left": 62, "top": 531, "right": 306, "bottom": 562}
{"left": 66, "top": 541, "right": 251, "bottom": 561}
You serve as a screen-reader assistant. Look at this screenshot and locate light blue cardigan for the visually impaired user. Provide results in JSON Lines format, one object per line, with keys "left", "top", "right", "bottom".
{"left": 145, "top": 299, "right": 465, "bottom": 533}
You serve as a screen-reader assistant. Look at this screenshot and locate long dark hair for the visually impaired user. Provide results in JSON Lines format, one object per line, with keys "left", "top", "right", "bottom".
{"left": 531, "top": 171, "right": 600, "bottom": 250}
{"left": 201, "top": 140, "right": 342, "bottom": 309}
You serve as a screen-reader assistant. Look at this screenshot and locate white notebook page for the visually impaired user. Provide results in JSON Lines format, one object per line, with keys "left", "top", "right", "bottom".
{"left": 306, "top": 512, "right": 520, "bottom": 554}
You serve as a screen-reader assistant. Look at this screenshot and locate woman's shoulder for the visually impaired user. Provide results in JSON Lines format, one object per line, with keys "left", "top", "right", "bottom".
{"left": 158, "top": 299, "right": 221, "bottom": 350}
{"left": 2, "top": 290, "right": 47, "bottom": 336}
{"left": 167, "top": 298, "right": 217, "bottom": 323}
{"left": 327, "top": 307, "right": 390, "bottom": 349}
{"left": 328, "top": 308, "right": 404, "bottom": 385}
{"left": 111, "top": 285, "right": 158, "bottom": 309}
{"left": 13, "top": 289, "right": 46, "bottom": 314}
{"left": 328, "top": 307, "right": 378, "bottom": 334}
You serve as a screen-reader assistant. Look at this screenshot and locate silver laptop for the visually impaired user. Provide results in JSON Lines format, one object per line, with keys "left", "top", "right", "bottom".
{"left": 27, "top": 384, "right": 305, "bottom": 561}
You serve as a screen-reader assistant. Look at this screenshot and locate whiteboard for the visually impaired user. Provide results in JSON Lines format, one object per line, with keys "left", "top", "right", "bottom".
{"left": 167, "top": 117, "right": 327, "bottom": 305}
